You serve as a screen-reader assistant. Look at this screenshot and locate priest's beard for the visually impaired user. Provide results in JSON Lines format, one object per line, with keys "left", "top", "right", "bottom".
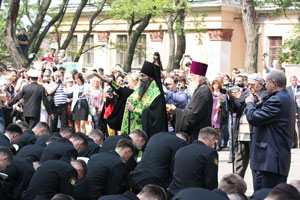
{"left": 187, "top": 80, "right": 199, "bottom": 97}
{"left": 139, "top": 79, "right": 152, "bottom": 100}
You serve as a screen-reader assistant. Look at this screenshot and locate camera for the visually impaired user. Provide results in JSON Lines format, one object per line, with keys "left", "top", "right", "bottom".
{"left": 177, "top": 83, "right": 186, "bottom": 90}
{"left": 220, "top": 82, "right": 244, "bottom": 95}
{"left": 57, "top": 78, "right": 62, "bottom": 84}
{"left": 107, "top": 87, "right": 114, "bottom": 96}
{"left": 121, "top": 80, "right": 128, "bottom": 84}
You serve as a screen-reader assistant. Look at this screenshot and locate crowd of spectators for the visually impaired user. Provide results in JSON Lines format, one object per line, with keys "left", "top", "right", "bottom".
{"left": 0, "top": 48, "right": 299, "bottom": 200}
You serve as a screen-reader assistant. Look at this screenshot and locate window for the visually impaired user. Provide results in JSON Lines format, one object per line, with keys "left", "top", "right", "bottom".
{"left": 116, "top": 34, "right": 146, "bottom": 68}
{"left": 133, "top": 35, "right": 146, "bottom": 66}
{"left": 268, "top": 36, "right": 282, "bottom": 67}
{"left": 67, "top": 35, "right": 77, "bottom": 62}
{"left": 116, "top": 35, "right": 127, "bottom": 66}
{"left": 83, "top": 35, "right": 94, "bottom": 66}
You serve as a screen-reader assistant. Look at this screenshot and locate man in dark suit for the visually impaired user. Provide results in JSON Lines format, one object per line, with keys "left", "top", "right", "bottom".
{"left": 286, "top": 75, "right": 300, "bottom": 147}
{"left": 74, "top": 139, "right": 135, "bottom": 200}
{"left": 130, "top": 132, "right": 188, "bottom": 192}
{"left": 168, "top": 61, "right": 212, "bottom": 141}
{"left": 40, "top": 132, "right": 87, "bottom": 162}
{"left": 245, "top": 70, "right": 295, "bottom": 191}
{"left": 8, "top": 69, "right": 52, "bottom": 129}
{"left": 168, "top": 127, "right": 219, "bottom": 196}
{"left": 78, "top": 129, "right": 104, "bottom": 158}
{"left": 16, "top": 122, "right": 50, "bottom": 151}
{"left": 0, "top": 124, "right": 23, "bottom": 154}
{"left": 21, "top": 159, "right": 86, "bottom": 200}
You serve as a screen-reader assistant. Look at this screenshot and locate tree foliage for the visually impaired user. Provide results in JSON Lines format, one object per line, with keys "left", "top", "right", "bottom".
{"left": 279, "top": 19, "right": 300, "bottom": 64}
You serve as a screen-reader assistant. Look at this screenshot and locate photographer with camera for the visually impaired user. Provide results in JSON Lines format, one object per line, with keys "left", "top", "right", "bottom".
{"left": 164, "top": 77, "right": 188, "bottom": 110}
{"left": 47, "top": 71, "right": 68, "bottom": 133}
{"left": 229, "top": 73, "right": 268, "bottom": 179}
{"left": 226, "top": 73, "right": 249, "bottom": 167}
{"left": 164, "top": 76, "right": 188, "bottom": 131}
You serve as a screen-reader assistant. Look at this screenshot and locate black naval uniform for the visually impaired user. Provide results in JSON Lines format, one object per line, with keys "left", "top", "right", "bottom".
{"left": 169, "top": 140, "right": 218, "bottom": 196}
{"left": 0, "top": 134, "right": 16, "bottom": 154}
{"left": 78, "top": 137, "right": 100, "bottom": 158}
{"left": 74, "top": 150, "right": 130, "bottom": 200}
{"left": 0, "top": 158, "right": 35, "bottom": 200}
{"left": 130, "top": 132, "right": 187, "bottom": 191}
{"left": 171, "top": 187, "right": 229, "bottom": 200}
{"left": 17, "top": 143, "right": 45, "bottom": 162}
{"left": 100, "top": 134, "right": 138, "bottom": 171}
{"left": 100, "top": 134, "right": 131, "bottom": 152}
{"left": 16, "top": 129, "right": 37, "bottom": 151}
{"left": 40, "top": 138, "right": 78, "bottom": 162}
{"left": 21, "top": 160, "right": 77, "bottom": 200}
{"left": 35, "top": 132, "right": 62, "bottom": 146}
{"left": 8, "top": 82, "right": 52, "bottom": 129}
{"left": 99, "top": 191, "right": 139, "bottom": 200}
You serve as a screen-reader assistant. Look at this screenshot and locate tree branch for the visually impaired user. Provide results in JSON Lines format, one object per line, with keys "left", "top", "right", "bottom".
{"left": 60, "top": 0, "right": 88, "bottom": 50}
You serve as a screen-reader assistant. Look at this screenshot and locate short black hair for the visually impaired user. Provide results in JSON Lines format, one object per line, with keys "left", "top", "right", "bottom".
{"left": 46, "top": 136, "right": 61, "bottom": 145}
{"left": 50, "top": 193, "right": 75, "bottom": 200}
{"left": 198, "top": 126, "right": 217, "bottom": 140}
{"left": 34, "top": 122, "right": 50, "bottom": 134}
{"left": 0, "top": 146, "right": 13, "bottom": 163}
{"left": 6, "top": 124, "right": 23, "bottom": 135}
{"left": 266, "top": 183, "right": 300, "bottom": 200}
{"left": 16, "top": 121, "right": 29, "bottom": 130}
{"left": 71, "top": 132, "right": 88, "bottom": 148}
{"left": 88, "top": 129, "right": 104, "bottom": 140}
{"left": 116, "top": 138, "right": 135, "bottom": 152}
{"left": 60, "top": 127, "right": 74, "bottom": 137}
{"left": 131, "top": 129, "right": 148, "bottom": 143}
{"left": 71, "top": 159, "right": 87, "bottom": 178}
{"left": 139, "top": 184, "right": 167, "bottom": 200}
{"left": 175, "top": 132, "right": 190, "bottom": 143}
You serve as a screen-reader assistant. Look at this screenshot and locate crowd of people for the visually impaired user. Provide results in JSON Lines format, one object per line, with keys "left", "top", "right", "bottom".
{"left": 0, "top": 48, "right": 299, "bottom": 200}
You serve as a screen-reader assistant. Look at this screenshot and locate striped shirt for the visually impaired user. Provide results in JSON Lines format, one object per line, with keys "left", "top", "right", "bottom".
{"left": 49, "top": 82, "right": 67, "bottom": 105}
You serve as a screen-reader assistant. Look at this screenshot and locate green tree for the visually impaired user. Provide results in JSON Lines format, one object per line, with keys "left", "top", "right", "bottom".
{"left": 279, "top": 19, "right": 300, "bottom": 64}
{"left": 154, "top": 0, "right": 187, "bottom": 72}
{"left": 108, "top": 0, "right": 154, "bottom": 72}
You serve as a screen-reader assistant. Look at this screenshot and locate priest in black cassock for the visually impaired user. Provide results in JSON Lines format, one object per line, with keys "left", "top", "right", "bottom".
{"left": 167, "top": 61, "right": 213, "bottom": 141}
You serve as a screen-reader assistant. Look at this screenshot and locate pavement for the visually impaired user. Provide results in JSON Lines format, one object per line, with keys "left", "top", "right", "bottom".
{"left": 218, "top": 148, "right": 300, "bottom": 196}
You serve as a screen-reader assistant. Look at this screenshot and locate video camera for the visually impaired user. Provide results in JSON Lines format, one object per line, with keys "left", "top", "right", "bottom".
{"left": 220, "top": 82, "right": 244, "bottom": 95}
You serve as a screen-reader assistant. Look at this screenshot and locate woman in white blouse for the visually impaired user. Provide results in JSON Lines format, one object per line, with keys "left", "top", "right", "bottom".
{"left": 71, "top": 72, "right": 91, "bottom": 134}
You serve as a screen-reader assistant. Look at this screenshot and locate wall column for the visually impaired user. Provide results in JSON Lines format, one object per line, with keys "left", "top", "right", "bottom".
{"left": 206, "top": 29, "right": 233, "bottom": 81}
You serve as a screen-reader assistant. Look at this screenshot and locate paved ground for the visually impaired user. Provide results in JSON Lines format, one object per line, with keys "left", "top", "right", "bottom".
{"left": 218, "top": 148, "right": 300, "bottom": 196}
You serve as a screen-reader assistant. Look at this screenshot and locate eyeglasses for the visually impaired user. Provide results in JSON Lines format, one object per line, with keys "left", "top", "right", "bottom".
{"left": 164, "top": 83, "right": 171, "bottom": 86}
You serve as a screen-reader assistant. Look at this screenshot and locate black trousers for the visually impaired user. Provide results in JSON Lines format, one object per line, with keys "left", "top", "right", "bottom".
{"left": 234, "top": 141, "right": 250, "bottom": 178}
{"left": 254, "top": 171, "right": 287, "bottom": 191}
{"left": 25, "top": 116, "right": 40, "bottom": 129}
{"left": 50, "top": 103, "right": 68, "bottom": 133}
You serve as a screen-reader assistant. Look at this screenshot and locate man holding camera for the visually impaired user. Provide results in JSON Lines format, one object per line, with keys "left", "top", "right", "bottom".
{"left": 47, "top": 71, "right": 68, "bottom": 133}
{"left": 164, "top": 77, "right": 188, "bottom": 110}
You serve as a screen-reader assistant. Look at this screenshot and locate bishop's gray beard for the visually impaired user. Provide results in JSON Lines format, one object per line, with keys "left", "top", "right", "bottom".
{"left": 139, "top": 79, "right": 152, "bottom": 100}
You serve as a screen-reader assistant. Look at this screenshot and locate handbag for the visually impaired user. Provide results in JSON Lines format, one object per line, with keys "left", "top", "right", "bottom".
{"left": 88, "top": 96, "right": 96, "bottom": 116}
